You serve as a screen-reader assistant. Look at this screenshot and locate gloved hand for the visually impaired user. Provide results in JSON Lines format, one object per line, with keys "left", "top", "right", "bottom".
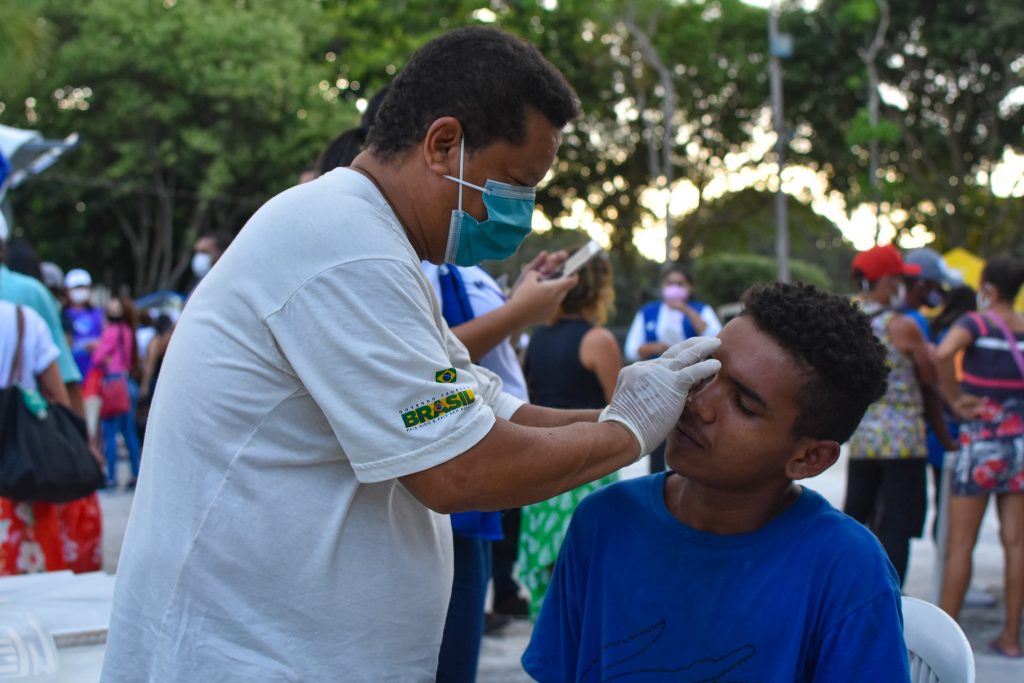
{"left": 599, "top": 337, "right": 722, "bottom": 458}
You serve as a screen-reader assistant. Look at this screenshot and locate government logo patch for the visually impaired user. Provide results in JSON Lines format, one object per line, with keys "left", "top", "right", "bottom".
{"left": 401, "top": 389, "right": 476, "bottom": 430}
{"left": 435, "top": 368, "right": 457, "bottom": 383}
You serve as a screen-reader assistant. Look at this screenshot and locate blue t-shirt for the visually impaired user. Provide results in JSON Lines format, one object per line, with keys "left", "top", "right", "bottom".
{"left": 65, "top": 305, "right": 105, "bottom": 376}
{"left": 523, "top": 474, "right": 910, "bottom": 682}
{"left": 900, "top": 307, "right": 931, "bottom": 342}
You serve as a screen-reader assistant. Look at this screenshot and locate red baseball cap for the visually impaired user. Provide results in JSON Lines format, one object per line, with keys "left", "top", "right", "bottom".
{"left": 851, "top": 245, "right": 922, "bottom": 282}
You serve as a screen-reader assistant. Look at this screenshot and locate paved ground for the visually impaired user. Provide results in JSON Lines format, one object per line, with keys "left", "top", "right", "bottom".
{"left": 99, "top": 452, "right": 1024, "bottom": 680}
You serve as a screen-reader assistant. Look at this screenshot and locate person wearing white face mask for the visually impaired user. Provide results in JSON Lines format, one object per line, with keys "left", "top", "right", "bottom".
{"left": 62, "top": 268, "right": 105, "bottom": 379}
{"left": 102, "top": 28, "right": 720, "bottom": 682}
{"left": 845, "top": 244, "right": 953, "bottom": 586}
{"left": 190, "top": 230, "right": 233, "bottom": 284}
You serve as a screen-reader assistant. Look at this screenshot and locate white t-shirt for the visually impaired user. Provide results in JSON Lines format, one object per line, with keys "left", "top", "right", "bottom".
{"left": 102, "top": 169, "right": 523, "bottom": 682}
{"left": 421, "top": 263, "right": 528, "bottom": 401}
{"left": 0, "top": 301, "right": 60, "bottom": 391}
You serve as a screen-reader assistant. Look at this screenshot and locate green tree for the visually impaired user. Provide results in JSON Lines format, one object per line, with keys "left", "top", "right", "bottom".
{"left": 785, "top": 0, "right": 1024, "bottom": 256}
{"left": 0, "top": 1, "right": 51, "bottom": 94}
{"left": 677, "top": 188, "right": 856, "bottom": 290}
{"left": 4, "top": 0, "right": 352, "bottom": 293}
{"left": 695, "top": 253, "right": 832, "bottom": 307}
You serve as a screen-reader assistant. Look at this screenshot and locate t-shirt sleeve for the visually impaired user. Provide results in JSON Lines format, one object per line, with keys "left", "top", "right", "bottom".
{"left": 953, "top": 312, "right": 983, "bottom": 342}
{"left": 623, "top": 310, "right": 646, "bottom": 362}
{"left": 470, "top": 363, "right": 524, "bottom": 419}
{"left": 23, "top": 306, "right": 61, "bottom": 376}
{"left": 265, "top": 258, "right": 496, "bottom": 484}
{"left": 440, "top": 312, "right": 525, "bottom": 419}
{"left": 522, "top": 512, "right": 587, "bottom": 682}
{"left": 811, "top": 588, "right": 910, "bottom": 682}
{"left": 700, "top": 303, "right": 722, "bottom": 336}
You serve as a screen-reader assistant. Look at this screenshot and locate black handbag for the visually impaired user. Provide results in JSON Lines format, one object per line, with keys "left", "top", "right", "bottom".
{"left": 0, "top": 305, "right": 105, "bottom": 502}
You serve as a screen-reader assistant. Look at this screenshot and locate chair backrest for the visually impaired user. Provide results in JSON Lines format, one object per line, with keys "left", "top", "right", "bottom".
{"left": 902, "top": 596, "right": 975, "bottom": 683}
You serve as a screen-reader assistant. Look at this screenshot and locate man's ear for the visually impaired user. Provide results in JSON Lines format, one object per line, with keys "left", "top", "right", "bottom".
{"left": 422, "top": 117, "right": 462, "bottom": 176}
{"left": 786, "top": 440, "right": 840, "bottom": 481}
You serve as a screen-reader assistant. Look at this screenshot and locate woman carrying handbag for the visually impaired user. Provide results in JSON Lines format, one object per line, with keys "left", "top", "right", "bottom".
{"left": 0, "top": 300, "right": 103, "bottom": 575}
{"left": 91, "top": 296, "right": 142, "bottom": 489}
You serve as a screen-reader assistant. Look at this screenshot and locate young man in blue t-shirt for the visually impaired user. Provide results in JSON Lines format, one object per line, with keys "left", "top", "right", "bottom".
{"left": 523, "top": 282, "right": 912, "bottom": 682}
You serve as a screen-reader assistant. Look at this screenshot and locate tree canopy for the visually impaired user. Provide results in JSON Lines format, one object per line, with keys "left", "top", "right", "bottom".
{"left": 1, "top": 0, "right": 1019, "bottom": 298}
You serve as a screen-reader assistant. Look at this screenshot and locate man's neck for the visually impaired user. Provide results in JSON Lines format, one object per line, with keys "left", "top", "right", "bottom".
{"left": 349, "top": 151, "right": 431, "bottom": 262}
{"left": 663, "top": 472, "right": 799, "bottom": 536}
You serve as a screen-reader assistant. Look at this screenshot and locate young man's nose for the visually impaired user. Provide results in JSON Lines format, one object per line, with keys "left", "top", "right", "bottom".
{"left": 687, "top": 377, "right": 718, "bottom": 423}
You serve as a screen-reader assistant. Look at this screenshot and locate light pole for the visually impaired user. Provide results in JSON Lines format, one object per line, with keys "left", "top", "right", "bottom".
{"left": 768, "top": 3, "right": 792, "bottom": 283}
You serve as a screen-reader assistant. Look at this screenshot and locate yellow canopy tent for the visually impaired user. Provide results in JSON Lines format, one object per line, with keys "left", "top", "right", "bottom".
{"left": 943, "top": 247, "right": 1024, "bottom": 311}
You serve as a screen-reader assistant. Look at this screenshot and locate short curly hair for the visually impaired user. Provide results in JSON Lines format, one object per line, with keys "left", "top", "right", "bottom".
{"left": 365, "top": 27, "right": 580, "bottom": 161}
{"left": 740, "top": 282, "right": 888, "bottom": 443}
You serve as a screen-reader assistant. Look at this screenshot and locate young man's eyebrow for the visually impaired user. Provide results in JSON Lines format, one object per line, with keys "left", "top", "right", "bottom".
{"left": 729, "top": 376, "right": 768, "bottom": 409}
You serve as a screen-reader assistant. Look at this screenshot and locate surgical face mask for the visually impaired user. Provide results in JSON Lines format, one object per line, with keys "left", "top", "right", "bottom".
{"left": 889, "top": 281, "right": 907, "bottom": 309}
{"left": 926, "top": 289, "right": 945, "bottom": 308}
{"left": 192, "top": 252, "right": 213, "bottom": 279}
{"left": 69, "top": 288, "right": 90, "bottom": 305}
{"left": 977, "top": 288, "right": 992, "bottom": 311}
{"left": 443, "top": 137, "right": 536, "bottom": 267}
{"left": 662, "top": 284, "right": 689, "bottom": 303}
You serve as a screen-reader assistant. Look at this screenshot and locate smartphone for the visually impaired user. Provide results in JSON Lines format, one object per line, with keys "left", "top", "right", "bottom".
{"left": 549, "top": 240, "right": 602, "bottom": 279}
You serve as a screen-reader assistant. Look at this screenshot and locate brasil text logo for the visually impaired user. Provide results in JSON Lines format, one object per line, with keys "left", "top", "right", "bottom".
{"left": 435, "top": 368, "right": 457, "bottom": 383}
{"left": 401, "top": 389, "right": 476, "bottom": 429}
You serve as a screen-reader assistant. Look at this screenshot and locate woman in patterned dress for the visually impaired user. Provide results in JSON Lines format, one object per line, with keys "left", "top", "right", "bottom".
{"left": 519, "top": 253, "right": 621, "bottom": 618}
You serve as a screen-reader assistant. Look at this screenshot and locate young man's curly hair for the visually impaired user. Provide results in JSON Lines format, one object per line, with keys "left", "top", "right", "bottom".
{"left": 366, "top": 27, "right": 580, "bottom": 161}
{"left": 740, "top": 282, "right": 888, "bottom": 443}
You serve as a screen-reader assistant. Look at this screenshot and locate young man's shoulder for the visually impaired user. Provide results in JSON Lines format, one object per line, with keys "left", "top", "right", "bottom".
{"left": 796, "top": 489, "right": 887, "bottom": 550}
{"left": 576, "top": 474, "right": 658, "bottom": 516}
{"left": 788, "top": 489, "right": 900, "bottom": 589}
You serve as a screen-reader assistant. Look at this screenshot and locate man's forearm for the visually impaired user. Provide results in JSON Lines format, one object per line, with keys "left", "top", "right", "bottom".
{"left": 509, "top": 403, "right": 600, "bottom": 428}
{"left": 450, "top": 304, "right": 525, "bottom": 361}
{"left": 399, "top": 418, "right": 637, "bottom": 514}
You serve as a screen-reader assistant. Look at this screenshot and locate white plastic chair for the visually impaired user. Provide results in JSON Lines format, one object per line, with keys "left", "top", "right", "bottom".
{"left": 902, "top": 596, "right": 975, "bottom": 683}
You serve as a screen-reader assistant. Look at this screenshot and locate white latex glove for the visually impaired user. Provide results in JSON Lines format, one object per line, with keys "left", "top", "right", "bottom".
{"left": 599, "top": 337, "right": 722, "bottom": 458}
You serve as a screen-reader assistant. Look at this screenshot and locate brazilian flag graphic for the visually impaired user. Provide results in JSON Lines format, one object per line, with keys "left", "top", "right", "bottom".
{"left": 435, "top": 368, "right": 457, "bottom": 384}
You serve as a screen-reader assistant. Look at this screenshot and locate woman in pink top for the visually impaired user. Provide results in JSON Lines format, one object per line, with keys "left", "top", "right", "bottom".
{"left": 92, "top": 296, "right": 142, "bottom": 488}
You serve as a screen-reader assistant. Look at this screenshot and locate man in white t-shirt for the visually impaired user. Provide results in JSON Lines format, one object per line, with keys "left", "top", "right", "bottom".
{"left": 102, "top": 28, "right": 720, "bottom": 682}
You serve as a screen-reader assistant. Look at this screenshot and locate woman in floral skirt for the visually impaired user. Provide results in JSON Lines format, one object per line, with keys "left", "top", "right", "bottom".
{"left": 937, "top": 256, "right": 1024, "bottom": 658}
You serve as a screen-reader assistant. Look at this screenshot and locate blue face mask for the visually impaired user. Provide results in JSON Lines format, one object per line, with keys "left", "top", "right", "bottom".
{"left": 926, "top": 289, "right": 945, "bottom": 308}
{"left": 443, "top": 137, "right": 536, "bottom": 266}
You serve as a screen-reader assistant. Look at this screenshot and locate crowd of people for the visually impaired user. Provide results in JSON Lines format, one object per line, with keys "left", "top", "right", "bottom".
{"left": 0, "top": 216, "right": 230, "bottom": 575}
{"left": 0, "top": 24, "right": 1021, "bottom": 682}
